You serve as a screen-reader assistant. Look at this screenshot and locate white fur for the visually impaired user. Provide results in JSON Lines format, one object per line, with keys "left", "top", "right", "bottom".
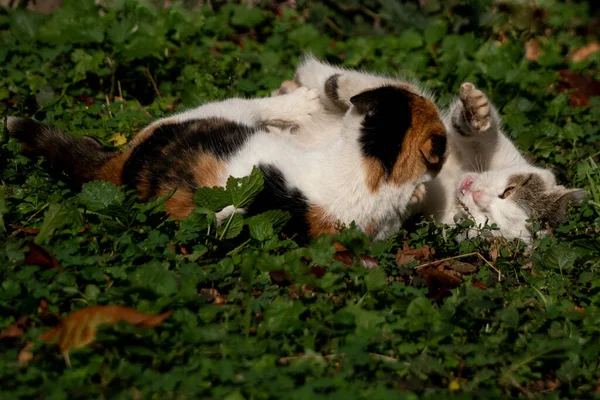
{"left": 154, "top": 81, "right": 424, "bottom": 240}
{"left": 282, "top": 57, "right": 581, "bottom": 242}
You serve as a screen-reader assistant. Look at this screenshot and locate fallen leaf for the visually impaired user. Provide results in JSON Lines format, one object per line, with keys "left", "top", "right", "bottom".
{"left": 558, "top": 69, "right": 600, "bottom": 107}
{"left": 396, "top": 243, "right": 434, "bottom": 265}
{"left": 38, "top": 305, "right": 172, "bottom": 364}
{"left": 9, "top": 225, "right": 40, "bottom": 235}
{"left": 24, "top": 243, "right": 60, "bottom": 269}
{"left": 18, "top": 342, "right": 35, "bottom": 368}
{"left": 472, "top": 280, "right": 488, "bottom": 290}
{"left": 418, "top": 267, "right": 462, "bottom": 300}
{"left": 269, "top": 269, "right": 290, "bottom": 284}
{"left": 109, "top": 133, "right": 128, "bottom": 146}
{"left": 569, "top": 41, "right": 600, "bottom": 62}
{"left": 448, "top": 261, "right": 478, "bottom": 274}
{"left": 199, "top": 288, "right": 227, "bottom": 304}
{"left": 311, "top": 265, "right": 326, "bottom": 278}
{"left": 0, "top": 316, "right": 29, "bottom": 340}
{"left": 525, "top": 38, "right": 542, "bottom": 61}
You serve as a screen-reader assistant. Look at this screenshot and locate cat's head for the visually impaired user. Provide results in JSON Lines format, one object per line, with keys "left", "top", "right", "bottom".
{"left": 455, "top": 166, "right": 586, "bottom": 241}
{"left": 350, "top": 86, "right": 447, "bottom": 192}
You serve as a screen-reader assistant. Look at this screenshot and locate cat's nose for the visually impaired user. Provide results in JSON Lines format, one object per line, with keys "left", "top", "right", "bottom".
{"left": 471, "top": 190, "right": 484, "bottom": 205}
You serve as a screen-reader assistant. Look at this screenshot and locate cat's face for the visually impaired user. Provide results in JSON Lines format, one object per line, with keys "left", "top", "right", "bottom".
{"left": 455, "top": 166, "right": 585, "bottom": 240}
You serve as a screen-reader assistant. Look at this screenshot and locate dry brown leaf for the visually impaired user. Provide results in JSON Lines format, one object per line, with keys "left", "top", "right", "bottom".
{"left": 396, "top": 243, "right": 434, "bottom": 266}
{"left": 558, "top": 69, "right": 600, "bottom": 107}
{"left": 9, "top": 225, "right": 41, "bottom": 235}
{"left": 24, "top": 243, "right": 60, "bottom": 269}
{"left": 18, "top": 342, "right": 35, "bottom": 368}
{"left": 38, "top": 305, "right": 172, "bottom": 365}
{"left": 570, "top": 41, "right": 600, "bottom": 62}
{"left": 448, "top": 261, "right": 478, "bottom": 274}
{"left": 0, "top": 316, "right": 29, "bottom": 340}
{"left": 525, "top": 38, "right": 542, "bottom": 61}
{"left": 418, "top": 267, "right": 463, "bottom": 300}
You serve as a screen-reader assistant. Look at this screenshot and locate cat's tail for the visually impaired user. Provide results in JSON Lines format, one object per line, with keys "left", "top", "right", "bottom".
{"left": 5, "top": 117, "right": 124, "bottom": 185}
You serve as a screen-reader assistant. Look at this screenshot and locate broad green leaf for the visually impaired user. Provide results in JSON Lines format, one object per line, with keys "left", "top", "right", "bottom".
{"left": 424, "top": 20, "right": 447, "bottom": 45}
{"left": 0, "top": 186, "right": 7, "bottom": 234}
{"left": 131, "top": 261, "right": 178, "bottom": 297}
{"left": 193, "top": 186, "right": 231, "bottom": 212}
{"left": 543, "top": 245, "right": 578, "bottom": 272}
{"left": 247, "top": 218, "right": 274, "bottom": 242}
{"left": 78, "top": 181, "right": 125, "bottom": 212}
{"left": 226, "top": 167, "right": 264, "bottom": 209}
{"left": 364, "top": 267, "right": 387, "bottom": 292}
{"left": 35, "top": 203, "right": 69, "bottom": 244}
{"left": 217, "top": 212, "right": 244, "bottom": 240}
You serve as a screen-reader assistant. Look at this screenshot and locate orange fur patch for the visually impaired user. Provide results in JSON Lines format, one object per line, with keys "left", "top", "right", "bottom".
{"left": 162, "top": 189, "right": 195, "bottom": 219}
{"left": 97, "top": 150, "right": 130, "bottom": 186}
{"left": 389, "top": 95, "right": 446, "bottom": 186}
{"left": 362, "top": 93, "right": 446, "bottom": 192}
{"left": 307, "top": 205, "right": 338, "bottom": 238}
{"left": 193, "top": 151, "right": 225, "bottom": 187}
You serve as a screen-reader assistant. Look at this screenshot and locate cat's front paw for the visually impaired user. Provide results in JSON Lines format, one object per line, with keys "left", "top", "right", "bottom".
{"left": 285, "top": 86, "right": 321, "bottom": 117}
{"left": 271, "top": 80, "right": 300, "bottom": 97}
{"left": 459, "top": 82, "right": 491, "bottom": 132}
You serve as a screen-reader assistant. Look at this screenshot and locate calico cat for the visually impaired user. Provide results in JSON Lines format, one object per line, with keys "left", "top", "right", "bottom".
{"left": 275, "top": 56, "right": 585, "bottom": 242}
{"left": 6, "top": 77, "right": 446, "bottom": 242}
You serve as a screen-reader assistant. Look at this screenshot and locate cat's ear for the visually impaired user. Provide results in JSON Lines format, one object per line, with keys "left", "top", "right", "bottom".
{"left": 350, "top": 89, "right": 380, "bottom": 113}
{"left": 543, "top": 188, "right": 587, "bottom": 224}
{"left": 420, "top": 134, "right": 447, "bottom": 166}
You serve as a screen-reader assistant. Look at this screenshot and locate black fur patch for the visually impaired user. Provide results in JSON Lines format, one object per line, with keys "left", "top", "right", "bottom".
{"left": 247, "top": 164, "right": 311, "bottom": 242}
{"left": 354, "top": 86, "right": 413, "bottom": 176}
{"left": 324, "top": 74, "right": 349, "bottom": 111}
{"left": 427, "top": 134, "right": 447, "bottom": 172}
{"left": 122, "top": 118, "right": 258, "bottom": 197}
{"left": 7, "top": 117, "right": 114, "bottom": 183}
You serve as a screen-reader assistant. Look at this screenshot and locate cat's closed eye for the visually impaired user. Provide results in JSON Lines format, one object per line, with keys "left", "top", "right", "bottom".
{"left": 499, "top": 186, "right": 516, "bottom": 199}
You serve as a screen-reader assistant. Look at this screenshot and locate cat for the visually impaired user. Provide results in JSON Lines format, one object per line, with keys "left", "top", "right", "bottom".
{"left": 274, "top": 56, "right": 586, "bottom": 242}
{"left": 5, "top": 75, "right": 447, "bottom": 242}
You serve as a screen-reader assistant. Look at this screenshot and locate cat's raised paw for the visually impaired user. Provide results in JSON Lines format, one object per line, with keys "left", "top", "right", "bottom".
{"left": 459, "top": 82, "right": 491, "bottom": 132}
{"left": 287, "top": 86, "right": 321, "bottom": 115}
{"left": 271, "top": 80, "right": 300, "bottom": 97}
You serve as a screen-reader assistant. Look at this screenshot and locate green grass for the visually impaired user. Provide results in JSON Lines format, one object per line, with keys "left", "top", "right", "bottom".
{"left": 1, "top": 0, "right": 600, "bottom": 398}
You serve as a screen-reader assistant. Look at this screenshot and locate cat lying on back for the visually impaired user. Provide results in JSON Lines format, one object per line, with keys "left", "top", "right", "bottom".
{"left": 274, "top": 56, "right": 586, "bottom": 242}
{"left": 6, "top": 74, "right": 446, "bottom": 242}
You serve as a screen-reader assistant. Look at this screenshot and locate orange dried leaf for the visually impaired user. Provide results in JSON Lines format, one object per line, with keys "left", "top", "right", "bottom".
{"left": 396, "top": 244, "right": 434, "bottom": 266}
{"left": 24, "top": 243, "right": 60, "bottom": 269}
{"left": 0, "top": 316, "right": 29, "bottom": 340}
{"left": 39, "top": 305, "right": 172, "bottom": 356}
{"left": 525, "top": 39, "right": 542, "bottom": 61}
{"left": 570, "top": 41, "right": 600, "bottom": 62}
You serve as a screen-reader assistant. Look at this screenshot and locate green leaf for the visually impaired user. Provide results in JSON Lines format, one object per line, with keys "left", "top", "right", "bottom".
{"left": 542, "top": 245, "right": 578, "bottom": 272}
{"left": 193, "top": 186, "right": 231, "bottom": 212}
{"left": 226, "top": 166, "right": 264, "bottom": 209}
{"left": 131, "top": 261, "right": 178, "bottom": 297}
{"left": 35, "top": 203, "right": 69, "bottom": 244}
{"left": 78, "top": 181, "right": 125, "bottom": 212}
{"left": 218, "top": 212, "right": 244, "bottom": 240}
{"left": 0, "top": 186, "right": 8, "bottom": 234}
{"left": 424, "top": 20, "right": 447, "bottom": 45}
{"left": 397, "top": 29, "right": 423, "bottom": 49}
{"left": 247, "top": 218, "right": 274, "bottom": 242}
{"left": 364, "top": 267, "right": 387, "bottom": 292}
{"left": 231, "top": 6, "right": 265, "bottom": 28}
